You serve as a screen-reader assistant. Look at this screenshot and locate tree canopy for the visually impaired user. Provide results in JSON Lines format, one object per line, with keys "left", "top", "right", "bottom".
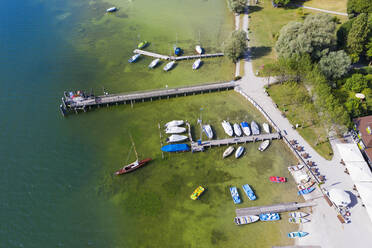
{"left": 227, "top": 0, "right": 247, "bottom": 14}
{"left": 347, "top": 0, "right": 372, "bottom": 17}
{"left": 273, "top": 0, "right": 291, "bottom": 7}
{"left": 347, "top": 13, "right": 370, "bottom": 62}
{"left": 344, "top": 73, "right": 369, "bottom": 92}
{"left": 319, "top": 50, "right": 351, "bottom": 79}
{"left": 224, "top": 30, "right": 247, "bottom": 63}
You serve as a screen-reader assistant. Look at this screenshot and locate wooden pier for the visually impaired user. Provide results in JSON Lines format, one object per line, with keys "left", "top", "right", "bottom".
{"left": 236, "top": 201, "right": 316, "bottom": 216}
{"left": 61, "top": 81, "right": 237, "bottom": 115}
{"left": 133, "top": 49, "right": 224, "bottom": 61}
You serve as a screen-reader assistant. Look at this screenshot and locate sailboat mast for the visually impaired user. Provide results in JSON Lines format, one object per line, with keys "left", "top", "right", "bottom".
{"left": 129, "top": 134, "right": 139, "bottom": 160}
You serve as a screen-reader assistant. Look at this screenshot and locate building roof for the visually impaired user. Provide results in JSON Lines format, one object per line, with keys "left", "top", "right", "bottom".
{"left": 354, "top": 116, "right": 372, "bottom": 148}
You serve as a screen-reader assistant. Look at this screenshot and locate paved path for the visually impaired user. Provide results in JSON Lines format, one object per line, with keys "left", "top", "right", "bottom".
{"left": 237, "top": 5, "right": 372, "bottom": 248}
{"left": 235, "top": 14, "right": 240, "bottom": 77}
{"left": 296, "top": 5, "right": 348, "bottom": 16}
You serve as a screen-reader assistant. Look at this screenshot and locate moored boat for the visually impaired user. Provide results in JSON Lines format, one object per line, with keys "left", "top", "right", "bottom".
{"left": 223, "top": 146, "right": 235, "bottom": 158}
{"left": 298, "top": 187, "right": 315, "bottom": 195}
{"left": 174, "top": 46, "right": 182, "bottom": 56}
{"left": 240, "top": 122, "right": 251, "bottom": 136}
{"left": 230, "top": 186, "right": 241, "bottom": 204}
{"left": 190, "top": 186, "right": 205, "bottom": 200}
{"left": 242, "top": 184, "right": 256, "bottom": 200}
{"left": 148, "top": 58, "right": 160, "bottom": 69}
{"left": 263, "top": 123, "right": 270, "bottom": 133}
{"left": 202, "top": 124, "right": 213, "bottom": 139}
{"left": 259, "top": 213, "right": 280, "bottom": 221}
{"left": 269, "top": 176, "right": 286, "bottom": 183}
{"left": 161, "top": 144, "right": 190, "bottom": 152}
{"left": 234, "top": 215, "right": 259, "bottom": 225}
{"left": 258, "top": 140, "right": 270, "bottom": 151}
{"left": 128, "top": 54, "right": 140, "bottom": 63}
{"left": 165, "top": 126, "right": 186, "bottom": 134}
{"left": 251, "top": 121, "right": 260, "bottom": 135}
{"left": 166, "top": 134, "right": 188, "bottom": 143}
{"left": 115, "top": 158, "right": 152, "bottom": 175}
{"left": 289, "top": 211, "right": 309, "bottom": 218}
{"left": 221, "top": 120, "right": 234, "bottom": 136}
{"left": 106, "top": 7, "right": 117, "bottom": 12}
{"left": 235, "top": 146, "right": 245, "bottom": 158}
{"left": 138, "top": 41, "right": 148, "bottom": 49}
{"left": 287, "top": 231, "right": 309, "bottom": 238}
{"left": 165, "top": 120, "right": 184, "bottom": 128}
{"left": 192, "top": 59, "right": 201, "bottom": 70}
{"left": 164, "top": 61, "right": 176, "bottom": 71}
{"left": 233, "top": 123, "right": 242, "bottom": 136}
{"left": 288, "top": 217, "right": 310, "bottom": 224}
{"left": 195, "top": 45, "right": 203, "bottom": 54}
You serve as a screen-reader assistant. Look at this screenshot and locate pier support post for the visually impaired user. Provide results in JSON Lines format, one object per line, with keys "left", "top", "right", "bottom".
{"left": 150, "top": 98, "right": 152, "bottom": 102}
{"left": 131, "top": 100, "right": 133, "bottom": 108}
{"left": 142, "top": 99, "right": 144, "bottom": 102}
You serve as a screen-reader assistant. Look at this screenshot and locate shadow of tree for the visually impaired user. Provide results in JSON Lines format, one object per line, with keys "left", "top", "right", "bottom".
{"left": 250, "top": 46, "right": 272, "bottom": 59}
{"left": 246, "top": 5, "right": 263, "bottom": 14}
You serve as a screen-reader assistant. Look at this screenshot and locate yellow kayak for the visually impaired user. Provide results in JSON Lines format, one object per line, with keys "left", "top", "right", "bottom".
{"left": 190, "top": 186, "right": 205, "bottom": 200}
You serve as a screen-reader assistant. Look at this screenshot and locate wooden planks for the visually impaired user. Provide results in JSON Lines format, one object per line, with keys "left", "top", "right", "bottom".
{"left": 236, "top": 202, "right": 316, "bottom": 216}
{"left": 133, "top": 49, "right": 224, "bottom": 61}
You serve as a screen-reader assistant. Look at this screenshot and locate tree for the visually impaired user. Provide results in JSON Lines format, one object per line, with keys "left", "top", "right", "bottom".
{"left": 347, "top": 0, "right": 372, "bottom": 17}
{"left": 366, "top": 37, "right": 372, "bottom": 63}
{"left": 347, "top": 13, "right": 369, "bottom": 62}
{"left": 224, "top": 30, "right": 247, "bottom": 63}
{"left": 344, "top": 73, "right": 369, "bottom": 92}
{"left": 337, "top": 19, "right": 354, "bottom": 50}
{"left": 319, "top": 50, "right": 351, "bottom": 79}
{"left": 227, "top": 0, "right": 247, "bottom": 14}
{"left": 275, "top": 13, "right": 337, "bottom": 60}
{"left": 273, "top": 0, "right": 291, "bottom": 7}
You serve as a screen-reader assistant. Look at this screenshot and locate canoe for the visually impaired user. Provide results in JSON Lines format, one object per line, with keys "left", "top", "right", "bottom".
{"left": 128, "top": 54, "right": 140, "bottom": 63}
{"left": 148, "top": 58, "right": 160, "bottom": 69}
{"left": 287, "top": 231, "right": 309, "bottom": 238}
{"left": 221, "top": 120, "right": 234, "bottom": 136}
{"left": 161, "top": 144, "right": 190, "bottom": 152}
{"left": 298, "top": 187, "right": 315, "bottom": 195}
{"left": 223, "top": 146, "right": 234, "bottom": 158}
{"left": 233, "top": 123, "right": 242, "bottom": 136}
{"left": 242, "top": 184, "right": 256, "bottom": 200}
{"left": 106, "top": 7, "right": 117, "bottom": 12}
{"left": 202, "top": 124, "right": 213, "bottom": 139}
{"left": 195, "top": 45, "right": 203, "bottom": 54}
{"left": 230, "top": 186, "right": 241, "bottom": 204}
{"left": 164, "top": 61, "right": 175, "bottom": 71}
{"left": 240, "top": 122, "right": 251, "bottom": 136}
{"left": 235, "top": 146, "right": 245, "bottom": 158}
{"left": 234, "top": 215, "right": 259, "bottom": 225}
{"left": 259, "top": 213, "right": 280, "bottom": 221}
{"left": 288, "top": 217, "right": 310, "bottom": 224}
{"left": 269, "top": 176, "right": 286, "bottom": 183}
{"left": 166, "top": 134, "right": 188, "bottom": 143}
{"left": 192, "top": 59, "right": 201, "bottom": 70}
{"left": 263, "top": 123, "right": 270, "bottom": 133}
{"left": 289, "top": 211, "right": 309, "bottom": 218}
{"left": 258, "top": 140, "right": 270, "bottom": 151}
{"left": 190, "top": 186, "right": 205, "bottom": 200}
{"left": 165, "top": 126, "right": 186, "bottom": 134}
{"left": 287, "top": 164, "right": 304, "bottom": 172}
{"left": 165, "top": 120, "right": 184, "bottom": 128}
{"left": 251, "top": 121, "right": 260, "bottom": 135}
{"left": 138, "top": 41, "right": 148, "bottom": 49}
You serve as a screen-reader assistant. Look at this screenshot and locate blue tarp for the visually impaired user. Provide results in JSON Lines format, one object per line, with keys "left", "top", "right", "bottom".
{"left": 161, "top": 144, "right": 190, "bottom": 152}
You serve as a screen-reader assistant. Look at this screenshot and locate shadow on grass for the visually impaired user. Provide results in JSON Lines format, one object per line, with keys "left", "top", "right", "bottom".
{"left": 247, "top": 5, "right": 263, "bottom": 14}
{"left": 250, "top": 46, "right": 272, "bottom": 60}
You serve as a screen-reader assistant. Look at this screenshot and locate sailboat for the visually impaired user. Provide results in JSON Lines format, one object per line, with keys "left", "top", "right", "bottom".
{"left": 115, "top": 136, "right": 152, "bottom": 175}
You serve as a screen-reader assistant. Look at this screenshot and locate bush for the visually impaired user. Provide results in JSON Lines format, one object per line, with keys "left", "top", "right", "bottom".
{"left": 227, "top": 0, "right": 247, "bottom": 14}
{"left": 319, "top": 50, "right": 351, "bottom": 80}
{"left": 344, "top": 73, "right": 369, "bottom": 92}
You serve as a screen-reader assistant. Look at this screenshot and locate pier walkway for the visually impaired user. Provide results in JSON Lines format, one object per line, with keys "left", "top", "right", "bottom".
{"left": 236, "top": 202, "right": 316, "bottom": 216}
{"left": 133, "top": 49, "right": 224, "bottom": 61}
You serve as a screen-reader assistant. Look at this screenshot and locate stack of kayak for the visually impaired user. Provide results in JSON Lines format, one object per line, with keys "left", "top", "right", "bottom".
{"left": 161, "top": 120, "right": 189, "bottom": 152}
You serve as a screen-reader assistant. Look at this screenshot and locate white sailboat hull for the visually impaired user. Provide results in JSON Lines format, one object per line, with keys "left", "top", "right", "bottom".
{"left": 167, "top": 134, "right": 188, "bottom": 143}
{"left": 165, "top": 127, "right": 186, "bottom": 134}
{"left": 233, "top": 123, "right": 242, "bottom": 136}
{"left": 165, "top": 120, "right": 184, "bottom": 128}
{"left": 222, "top": 120, "right": 234, "bottom": 136}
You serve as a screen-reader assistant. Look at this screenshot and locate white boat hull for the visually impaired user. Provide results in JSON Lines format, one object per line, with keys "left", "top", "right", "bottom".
{"left": 223, "top": 146, "right": 234, "bottom": 158}
{"left": 235, "top": 146, "right": 245, "bottom": 158}
{"left": 195, "top": 45, "right": 203, "bottom": 54}
{"left": 165, "top": 127, "right": 186, "bottom": 134}
{"left": 222, "top": 120, "right": 234, "bottom": 136}
{"left": 263, "top": 123, "right": 270, "bottom": 133}
{"left": 192, "top": 59, "right": 201, "bottom": 70}
{"left": 202, "top": 124, "right": 213, "bottom": 139}
{"left": 233, "top": 123, "right": 242, "bottom": 136}
{"left": 258, "top": 140, "right": 270, "bottom": 151}
{"left": 165, "top": 120, "right": 184, "bottom": 128}
{"left": 164, "top": 61, "right": 175, "bottom": 71}
{"left": 149, "top": 59, "right": 160, "bottom": 68}
{"left": 167, "top": 134, "right": 188, "bottom": 143}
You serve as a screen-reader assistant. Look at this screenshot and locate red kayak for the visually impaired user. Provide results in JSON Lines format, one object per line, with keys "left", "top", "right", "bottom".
{"left": 270, "top": 176, "right": 286, "bottom": 183}
{"left": 115, "top": 158, "right": 152, "bottom": 175}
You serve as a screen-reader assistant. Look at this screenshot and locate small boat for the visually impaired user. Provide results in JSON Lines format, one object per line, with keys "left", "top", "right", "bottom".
{"left": 242, "top": 184, "right": 256, "bottom": 200}
{"left": 221, "top": 120, "right": 234, "bottom": 136}
{"left": 192, "top": 59, "right": 201, "bottom": 70}
{"left": 138, "top": 41, "right": 148, "bottom": 49}
{"left": 233, "top": 123, "right": 242, "bottom": 136}
{"left": 287, "top": 231, "right": 309, "bottom": 238}
{"left": 165, "top": 126, "right": 186, "bottom": 134}
{"left": 195, "top": 45, "right": 203, "bottom": 54}
{"left": 289, "top": 211, "right": 309, "bottom": 218}
{"left": 166, "top": 134, "right": 188, "bottom": 143}
{"left": 163, "top": 61, "right": 176, "bottom": 71}
{"left": 263, "top": 123, "right": 270, "bottom": 133}
{"left": 165, "top": 120, "right": 184, "bottom": 128}
{"left": 288, "top": 217, "right": 310, "bottom": 224}
{"left": 174, "top": 46, "right": 182, "bottom": 56}
{"left": 287, "top": 164, "right": 304, "bottom": 172}
{"left": 297, "top": 180, "right": 315, "bottom": 190}
{"left": 234, "top": 215, "right": 259, "bottom": 225}
{"left": 235, "top": 146, "right": 245, "bottom": 158}
{"left": 269, "top": 176, "right": 286, "bottom": 183}
{"left": 128, "top": 54, "right": 140, "bottom": 63}
{"left": 240, "top": 122, "right": 251, "bottom": 136}
{"left": 106, "top": 7, "right": 117, "bottom": 13}
{"left": 230, "top": 186, "right": 241, "bottom": 204}
{"left": 259, "top": 213, "right": 280, "bottom": 221}
{"left": 202, "top": 124, "right": 213, "bottom": 139}
{"left": 190, "top": 186, "right": 205, "bottom": 200}
{"left": 251, "top": 121, "right": 260, "bottom": 135}
{"left": 148, "top": 59, "right": 160, "bottom": 69}
{"left": 298, "top": 187, "right": 315, "bottom": 195}
{"left": 161, "top": 144, "right": 190, "bottom": 152}
{"left": 258, "top": 140, "right": 270, "bottom": 151}
{"left": 223, "top": 146, "right": 235, "bottom": 158}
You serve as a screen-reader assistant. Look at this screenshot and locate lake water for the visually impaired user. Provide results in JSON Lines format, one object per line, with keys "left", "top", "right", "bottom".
{"left": 0, "top": 0, "right": 299, "bottom": 247}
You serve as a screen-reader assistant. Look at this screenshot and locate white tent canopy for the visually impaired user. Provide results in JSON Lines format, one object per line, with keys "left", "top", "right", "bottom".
{"left": 328, "top": 188, "right": 351, "bottom": 207}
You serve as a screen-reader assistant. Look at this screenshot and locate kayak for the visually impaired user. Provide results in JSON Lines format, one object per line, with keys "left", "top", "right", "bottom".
{"left": 234, "top": 215, "right": 259, "bottom": 225}
{"left": 269, "top": 176, "right": 286, "bottom": 183}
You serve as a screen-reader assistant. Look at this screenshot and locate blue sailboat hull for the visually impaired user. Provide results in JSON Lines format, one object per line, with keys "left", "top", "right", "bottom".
{"left": 161, "top": 144, "right": 190, "bottom": 152}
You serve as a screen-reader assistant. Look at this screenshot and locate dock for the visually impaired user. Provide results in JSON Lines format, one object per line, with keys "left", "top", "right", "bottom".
{"left": 133, "top": 49, "right": 224, "bottom": 61}
{"left": 236, "top": 201, "right": 316, "bottom": 216}
{"left": 61, "top": 81, "right": 237, "bottom": 115}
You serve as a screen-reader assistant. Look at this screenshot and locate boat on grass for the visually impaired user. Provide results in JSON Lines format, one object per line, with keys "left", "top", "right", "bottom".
{"left": 161, "top": 144, "right": 190, "bottom": 152}
{"left": 165, "top": 126, "right": 186, "bottom": 134}
{"left": 148, "top": 59, "right": 160, "bottom": 69}
{"left": 230, "top": 186, "right": 241, "bottom": 204}
{"left": 202, "top": 124, "right": 213, "bottom": 139}
{"left": 287, "top": 231, "right": 309, "bottom": 238}
{"left": 174, "top": 46, "right": 182, "bottom": 56}
{"left": 195, "top": 45, "right": 203, "bottom": 54}
{"left": 138, "top": 41, "right": 148, "bottom": 49}
{"left": 270, "top": 176, "right": 286, "bottom": 183}
{"left": 235, "top": 146, "right": 245, "bottom": 158}
{"left": 242, "top": 184, "right": 256, "bottom": 200}
{"left": 289, "top": 217, "right": 310, "bottom": 224}
{"left": 221, "top": 120, "right": 234, "bottom": 136}
{"left": 240, "top": 122, "right": 251, "bottom": 136}
{"left": 263, "top": 123, "right": 270, "bottom": 133}
{"left": 234, "top": 215, "right": 259, "bottom": 225}
{"left": 298, "top": 187, "right": 315, "bottom": 195}
{"left": 128, "top": 54, "right": 140, "bottom": 63}
{"left": 106, "top": 7, "right": 117, "bottom": 13}
{"left": 165, "top": 120, "right": 184, "bottom": 127}
{"left": 223, "top": 146, "right": 234, "bottom": 158}
{"left": 288, "top": 164, "right": 304, "bottom": 172}
{"left": 164, "top": 61, "right": 175, "bottom": 71}
{"left": 251, "top": 121, "right": 260, "bottom": 135}
{"left": 289, "top": 211, "right": 309, "bottom": 218}
{"left": 258, "top": 140, "right": 270, "bottom": 151}
{"left": 192, "top": 59, "right": 201, "bottom": 70}
{"left": 259, "top": 213, "right": 280, "bottom": 221}
{"left": 297, "top": 180, "right": 315, "bottom": 190}
{"left": 190, "top": 186, "right": 205, "bottom": 200}
{"left": 166, "top": 134, "right": 188, "bottom": 143}
{"left": 233, "top": 123, "right": 242, "bottom": 136}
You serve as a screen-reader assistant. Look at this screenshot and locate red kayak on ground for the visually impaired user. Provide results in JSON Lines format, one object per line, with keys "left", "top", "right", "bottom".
{"left": 270, "top": 176, "right": 286, "bottom": 183}
{"left": 115, "top": 158, "right": 152, "bottom": 175}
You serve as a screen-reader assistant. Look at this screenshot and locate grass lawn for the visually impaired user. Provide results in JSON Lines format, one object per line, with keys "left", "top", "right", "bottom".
{"left": 267, "top": 82, "right": 334, "bottom": 160}
{"left": 300, "top": 0, "right": 347, "bottom": 13}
